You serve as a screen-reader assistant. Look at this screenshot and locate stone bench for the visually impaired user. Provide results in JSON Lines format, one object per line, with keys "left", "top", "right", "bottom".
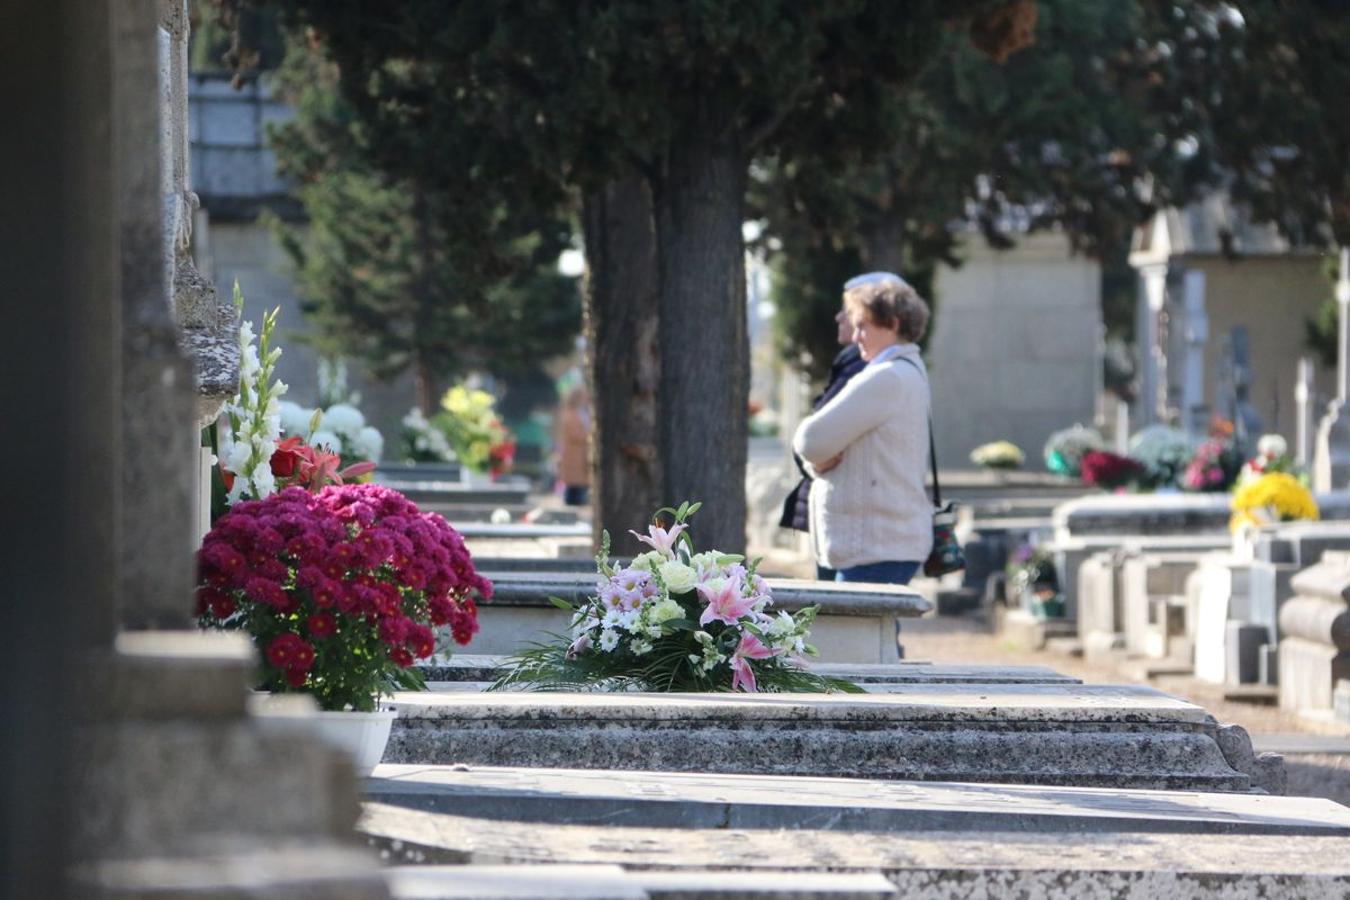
{"left": 384, "top": 685, "right": 1283, "bottom": 793}
{"left": 465, "top": 572, "right": 931, "bottom": 663}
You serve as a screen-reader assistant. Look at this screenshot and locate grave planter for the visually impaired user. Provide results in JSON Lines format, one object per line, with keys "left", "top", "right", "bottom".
{"left": 253, "top": 695, "right": 396, "bottom": 777}
{"left": 460, "top": 467, "right": 494, "bottom": 486}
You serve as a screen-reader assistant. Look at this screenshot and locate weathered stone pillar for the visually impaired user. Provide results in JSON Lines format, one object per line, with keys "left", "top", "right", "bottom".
{"left": 1296, "top": 356, "right": 1316, "bottom": 470}
{"left": 1136, "top": 262, "right": 1168, "bottom": 429}
{"left": 1180, "top": 269, "right": 1208, "bottom": 438}
{"left": 1315, "top": 248, "right": 1350, "bottom": 491}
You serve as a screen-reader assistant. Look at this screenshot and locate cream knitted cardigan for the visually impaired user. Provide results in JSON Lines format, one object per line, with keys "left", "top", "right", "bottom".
{"left": 791, "top": 343, "right": 932, "bottom": 570}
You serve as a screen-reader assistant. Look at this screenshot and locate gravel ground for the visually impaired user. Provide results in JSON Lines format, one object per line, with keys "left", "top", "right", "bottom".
{"left": 900, "top": 613, "right": 1350, "bottom": 806}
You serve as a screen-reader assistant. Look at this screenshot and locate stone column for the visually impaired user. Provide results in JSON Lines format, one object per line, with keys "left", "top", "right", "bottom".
{"left": 1180, "top": 269, "right": 1208, "bottom": 438}
{"left": 1135, "top": 262, "right": 1168, "bottom": 428}
{"left": 1315, "top": 248, "right": 1350, "bottom": 491}
{"left": 1296, "top": 356, "right": 1316, "bottom": 470}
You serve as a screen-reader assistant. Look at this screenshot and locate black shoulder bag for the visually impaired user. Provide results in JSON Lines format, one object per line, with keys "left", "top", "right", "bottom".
{"left": 899, "top": 358, "right": 965, "bottom": 578}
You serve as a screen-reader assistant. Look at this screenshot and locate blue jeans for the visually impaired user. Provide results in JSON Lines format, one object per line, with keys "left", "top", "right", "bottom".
{"left": 835, "top": 560, "right": 921, "bottom": 586}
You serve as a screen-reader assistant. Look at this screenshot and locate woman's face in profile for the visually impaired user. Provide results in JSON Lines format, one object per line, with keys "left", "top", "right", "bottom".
{"left": 851, "top": 310, "right": 899, "bottom": 362}
{"left": 835, "top": 308, "right": 853, "bottom": 345}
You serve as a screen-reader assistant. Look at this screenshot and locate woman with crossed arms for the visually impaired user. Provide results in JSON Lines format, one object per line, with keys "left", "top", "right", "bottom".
{"left": 791, "top": 272, "right": 932, "bottom": 586}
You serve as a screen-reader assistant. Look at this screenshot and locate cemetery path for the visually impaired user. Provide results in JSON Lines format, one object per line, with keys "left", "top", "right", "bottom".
{"left": 905, "top": 614, "right": 1350, "bottom": 806}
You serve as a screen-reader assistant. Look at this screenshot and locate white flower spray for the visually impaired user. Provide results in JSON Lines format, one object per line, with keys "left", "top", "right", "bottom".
{"left": 220, "top": 282, "right": 287, "bottom": 504}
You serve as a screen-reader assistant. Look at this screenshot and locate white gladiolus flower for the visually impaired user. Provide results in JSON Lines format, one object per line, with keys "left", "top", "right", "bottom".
{"left": 250, "top": 467, "right": 276, "bottom": 498}
{"left": 224, "top": 440, "right": 253, "bottom": 474}
{"left": 310, "top": 429, "right": 342, "bottom": 453}
{"left": 322, "top": 403, "right": 365, "bottom": 438}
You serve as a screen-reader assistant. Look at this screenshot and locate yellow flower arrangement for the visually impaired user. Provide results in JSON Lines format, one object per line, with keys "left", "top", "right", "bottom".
{"left": 1230, "top": 472, "right": 1318, "bottom": 532}
{"left": 970, "top": 440, "right": 1025, "bottom": 470}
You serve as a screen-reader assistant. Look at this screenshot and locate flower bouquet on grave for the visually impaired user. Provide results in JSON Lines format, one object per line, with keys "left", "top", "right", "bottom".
{"left": 438, "top": 385, "right": 516, "bottom": 477}
{"left": 196, "top": 482, "right": 491, "bottom": 711}
{"left": 1230, "top": 472, "right": 1319, "bottom": 534}
{"left": 492, "top": 502, "right": 861, "bottom": 693}
{"left": 1238, "top": 433, "right": 1298, "bottom": 486}
{"left": 1079, "top": 450, "right": 1144, "bottom": 491}
{"left": 1181, "top": 419, "right": 1244, "bottom": 493}
{"left": 1043, "top": 425, "right": 1104, "bottom": 477}
{"left": 1128, "top": 424, "right": 1196, "bottom": 491}
{"left": 970, "top": 440, "right": 1025, "bottom": 470}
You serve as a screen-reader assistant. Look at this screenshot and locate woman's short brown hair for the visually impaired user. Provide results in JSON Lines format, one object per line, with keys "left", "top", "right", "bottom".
{"left": 844, "top": 279, "right": 930, "bottom": 343}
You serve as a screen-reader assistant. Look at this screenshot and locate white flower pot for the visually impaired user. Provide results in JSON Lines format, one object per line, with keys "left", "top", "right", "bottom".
{"left": 460, "top": 467, "right": 493, "bottom": 486}
{"left": 251, "top": 695, "right": 395, "bottom": 777}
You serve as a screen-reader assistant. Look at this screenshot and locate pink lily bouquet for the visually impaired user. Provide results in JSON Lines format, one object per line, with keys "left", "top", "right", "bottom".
{"left": 494, "top": 501, "right": 856, "bottom": 693}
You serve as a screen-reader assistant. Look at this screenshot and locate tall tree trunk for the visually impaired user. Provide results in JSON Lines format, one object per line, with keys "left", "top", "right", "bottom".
{"left": 413, "top": 357, "right": 436, "bottom": 417}
{"left": 411, "top": 184, "right": 437, "bottom": 416}
{"left": 864, "top": 213, "right": 907, "bottom": 275}
{"left": 652, "top": 105, "right": 749, "bottom": 554}
{"left": 582, "top": 175, "right": 664, "bottom": 554}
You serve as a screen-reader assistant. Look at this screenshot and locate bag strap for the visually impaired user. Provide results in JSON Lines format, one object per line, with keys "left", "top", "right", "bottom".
{"left": 896, "top": 356, "right": 942, "bottom": 509}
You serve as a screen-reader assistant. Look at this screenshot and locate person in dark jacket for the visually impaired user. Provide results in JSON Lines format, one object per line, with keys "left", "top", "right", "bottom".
{"left": 780, "top": 294, "right": 868, "bottom": 580}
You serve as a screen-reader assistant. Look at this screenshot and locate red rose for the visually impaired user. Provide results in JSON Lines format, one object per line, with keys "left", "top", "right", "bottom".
{"left": 270, "top": 436, "right": 306, "bottom": 479}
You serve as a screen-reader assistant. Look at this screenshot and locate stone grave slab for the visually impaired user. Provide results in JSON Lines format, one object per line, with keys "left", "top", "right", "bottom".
{"left": 467, "top": 573, "right": 931, "bottom": 663}
{"left": 384, "top": 686, "right": 1281, "bottom": 792}
{"left": 387, "top": 865, "right": 897, "bottom": 900}
{"left": 418, "top": 655, "right": 1080, "bottom": 686}
{"left": 366, "top": 764, "right": 1350, "bottom": 835}
{"left": 360, "top": 805, "right": 1350, "bottom": 898}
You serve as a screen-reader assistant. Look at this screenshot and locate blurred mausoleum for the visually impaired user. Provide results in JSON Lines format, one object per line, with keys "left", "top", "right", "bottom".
{"left": 928, "top": 229, "right": 1102, "bottom": 469}
{"left": 1130, "top": 191, "right": 1333, "bottom": 453}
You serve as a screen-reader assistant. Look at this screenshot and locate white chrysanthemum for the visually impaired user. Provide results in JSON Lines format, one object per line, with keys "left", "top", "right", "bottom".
{"left": 650, "top": 598, "right": 684, "bottom": 624}
{"left": 1257, "top": 434, "right": 1288, "bottom": 458}
{"left": 322, "top": 403, "right": 365, "bottom": 438}
{"left": 350, "top": 425, "right": 385, "bottom": 462}
{"left": 278, "top": 400, "right": 313, "bottom": 437}
{"left": 658, "top": 560, "right": 698, "bottom": 595}
{"left": 631, "top": 640, "right": 653, "bottom": 656}
{"left": 598, "top": 629, "right": 620, "bottom": 652}
{"left": 310, "top": 429, "right": 342, "bottom": 453}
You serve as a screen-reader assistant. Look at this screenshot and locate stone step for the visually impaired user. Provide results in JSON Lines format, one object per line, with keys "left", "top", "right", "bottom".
{"left": 71, "top": 841, "right": 389, "bottom": 899}
{"left": 360, "top": 804, "right": 1350, "bottom": 896}
{"left": 387, "top": 865, "right": 897, "bottom": 899}
{"left": 77, "top": 715, "right": 362, "bottom": 860}
{"left": 384, "top": 686, "right": 1281, "bottom": 792}
{"left": 366, "top": 764, "right": 1350, "bottom": 835}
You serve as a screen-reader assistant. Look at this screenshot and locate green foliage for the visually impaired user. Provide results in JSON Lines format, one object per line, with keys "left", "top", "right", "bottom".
{"left": 490, "top": 639, "right": 861, "bottom": 694}
{"left": 756, "top": 0, "right": 1222, "bottom": 380}
{"left": 265, "top": 35, "right": 580, "bottom": 395}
